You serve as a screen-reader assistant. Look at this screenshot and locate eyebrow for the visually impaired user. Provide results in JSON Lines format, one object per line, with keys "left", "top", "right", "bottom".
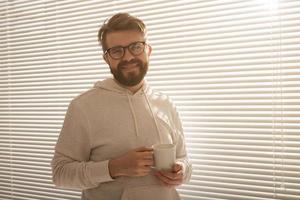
{"left": 108, "top": 41, "right": 145, "bottom": 49}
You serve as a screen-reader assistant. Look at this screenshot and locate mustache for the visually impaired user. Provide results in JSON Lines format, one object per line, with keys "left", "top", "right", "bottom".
{"left": 118, "top": 58, "right": 143, "bottom": 69}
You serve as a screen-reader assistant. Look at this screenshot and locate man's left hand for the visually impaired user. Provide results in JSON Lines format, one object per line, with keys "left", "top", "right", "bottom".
{"left": 154, "top": 163, "right": 184, "bottom": 187}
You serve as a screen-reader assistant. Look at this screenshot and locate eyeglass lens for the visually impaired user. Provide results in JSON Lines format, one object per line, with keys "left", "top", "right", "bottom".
{"left": 108, "top": 42, "right": 145, "bottom": 59}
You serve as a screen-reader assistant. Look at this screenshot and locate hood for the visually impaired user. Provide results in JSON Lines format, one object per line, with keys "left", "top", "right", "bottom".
{"left": 93, "top": 78, "right": 148, "bottom": 95}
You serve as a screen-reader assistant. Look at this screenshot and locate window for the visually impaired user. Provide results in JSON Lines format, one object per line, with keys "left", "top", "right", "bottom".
{"left": 1, "top": 0, "right": 299, "bottom": 199}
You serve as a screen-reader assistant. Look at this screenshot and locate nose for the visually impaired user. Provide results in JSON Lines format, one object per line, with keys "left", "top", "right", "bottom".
{"left": 122, "top": 48, "right": 134, "bottom": 61}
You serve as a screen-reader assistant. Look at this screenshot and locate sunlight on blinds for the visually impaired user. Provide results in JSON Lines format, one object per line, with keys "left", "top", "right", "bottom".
{"left": 0, "top": 0, "right": 300, "bottom": 200}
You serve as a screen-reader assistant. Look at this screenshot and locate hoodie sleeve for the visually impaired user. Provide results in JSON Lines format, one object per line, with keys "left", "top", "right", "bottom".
{"left": 171, "top": 105, "right": 193, "bottom": 184}
{"left": 51, "top": 100, "right": 114, "bottom": 189}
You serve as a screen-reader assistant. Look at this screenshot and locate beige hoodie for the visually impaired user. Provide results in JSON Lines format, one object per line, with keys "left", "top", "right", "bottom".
{"left": 51, "top": 78, "right": 192, "bottom": 200}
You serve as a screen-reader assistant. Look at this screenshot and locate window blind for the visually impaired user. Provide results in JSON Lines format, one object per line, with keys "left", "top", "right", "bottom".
{"left": 0, "top": 0, "right": 299, "bottom": 199}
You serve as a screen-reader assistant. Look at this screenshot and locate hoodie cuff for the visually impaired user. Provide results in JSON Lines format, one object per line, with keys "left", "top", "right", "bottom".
{"left": 88, "top": 160, "right": 115, "bottom": 184}
{"left": 176, "top": 159, "right": 192, "bottom": 184}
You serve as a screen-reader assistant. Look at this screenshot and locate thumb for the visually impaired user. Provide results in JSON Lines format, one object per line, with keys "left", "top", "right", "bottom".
{"left": 173, "top": 163, "right": 182, "bottom": 172}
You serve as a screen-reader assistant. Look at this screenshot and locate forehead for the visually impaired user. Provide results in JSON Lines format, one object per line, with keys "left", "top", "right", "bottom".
{"left": 106, "top": 30, "right": 145, "bottom": 48}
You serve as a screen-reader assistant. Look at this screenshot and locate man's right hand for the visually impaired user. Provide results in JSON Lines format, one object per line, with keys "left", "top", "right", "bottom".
{"left": 108, "top": 147, "right": 154, "bottom": 178}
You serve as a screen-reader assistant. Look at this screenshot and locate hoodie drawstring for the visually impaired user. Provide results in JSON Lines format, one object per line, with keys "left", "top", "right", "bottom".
{"left": 143, "top": 90, "right": 163, "bottom": 144}
{"left": 127, "top": 92, "right": 139, "bottom": 137}
{"left": 96, "top": 78, "right": 163, "bottom": 142}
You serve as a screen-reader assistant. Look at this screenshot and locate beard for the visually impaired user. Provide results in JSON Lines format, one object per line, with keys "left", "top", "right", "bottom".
{"left": 109, "top": 58, "right": 148, "bottom": 87}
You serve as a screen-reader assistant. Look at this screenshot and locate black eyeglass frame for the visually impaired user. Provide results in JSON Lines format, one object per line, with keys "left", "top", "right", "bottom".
{"left": 104, "top": 41, "right": 147, "bottom": 60}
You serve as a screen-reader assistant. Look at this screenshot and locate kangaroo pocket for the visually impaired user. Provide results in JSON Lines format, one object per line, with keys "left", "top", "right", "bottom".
{"left": 121, "top": 185, "right": 181, "bottom": 200}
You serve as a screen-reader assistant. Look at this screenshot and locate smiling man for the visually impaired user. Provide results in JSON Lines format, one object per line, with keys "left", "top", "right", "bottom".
{"left": 51, "top": 13, "right": 192, "bottom": 200}
{"left": 104, "top": 30, "right": 149, "bottom": 91}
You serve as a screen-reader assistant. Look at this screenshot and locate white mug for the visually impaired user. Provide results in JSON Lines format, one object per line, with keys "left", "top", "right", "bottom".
{"left": 152, "top": 143, "right": 176, "bottom": 171}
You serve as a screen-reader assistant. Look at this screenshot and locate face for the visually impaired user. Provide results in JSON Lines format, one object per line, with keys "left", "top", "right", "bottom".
{"left": 103, "top": 30, "right": 152, "bottom": 87}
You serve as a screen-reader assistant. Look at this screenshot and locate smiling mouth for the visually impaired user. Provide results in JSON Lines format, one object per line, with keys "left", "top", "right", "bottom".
{"left": 121, "top": 63, "right": 139, "bottom": 71}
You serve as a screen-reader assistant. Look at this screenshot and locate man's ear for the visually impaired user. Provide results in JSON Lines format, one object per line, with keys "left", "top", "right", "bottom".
{"left": 146, "top": 44, "right": 152, "bottom": 56}
{"left": 103, "top": 53, "right": 109, "bottom": 65}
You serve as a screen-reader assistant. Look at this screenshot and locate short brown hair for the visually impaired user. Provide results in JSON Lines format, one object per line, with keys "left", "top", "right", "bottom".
{"left": 98, "top": 13, "right": 147, "bottom": 52}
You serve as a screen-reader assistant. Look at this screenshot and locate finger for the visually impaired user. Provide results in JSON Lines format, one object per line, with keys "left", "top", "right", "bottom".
{"left": 155, "top": 171, "right": 182, "bottom": 186}
{"left": 139, "top": 151, "right": 154, "bottom": 157}
{"left": 135, "top": 146, "right": 153, "bottom": 152}
{"left": 159, "top": 170, "right": 183, "bottom": 181}
{"left": 137, "top": 152, "right": 154, "bottom": 160}
{"left": 141, "top": 165, "right": 152, "bottom": 171}
{"left": 172, "top": 163, "right": 182, "bottom": 173}
{"left": 138, "top": 160, "right": 154, "bottom": 167}
{"left": 135, "top": 167, "right": 152, "bottom": 176}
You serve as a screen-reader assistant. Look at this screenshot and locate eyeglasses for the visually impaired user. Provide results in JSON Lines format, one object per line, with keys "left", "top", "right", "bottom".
{"left": 105, "top": 41, "right": 146, "bottom": 60}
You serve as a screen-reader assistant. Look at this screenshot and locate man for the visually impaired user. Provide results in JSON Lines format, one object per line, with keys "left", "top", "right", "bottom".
{"left": 51, "top": 13, "right": 192, "bottom": 200}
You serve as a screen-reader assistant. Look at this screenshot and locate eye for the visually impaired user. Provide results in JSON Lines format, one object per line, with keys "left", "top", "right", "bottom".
{"left": 130, "top": 42, "right": 144, "bottom": 52}
{"left": 110, "top": 47, "right": 123, "bottom": 55}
